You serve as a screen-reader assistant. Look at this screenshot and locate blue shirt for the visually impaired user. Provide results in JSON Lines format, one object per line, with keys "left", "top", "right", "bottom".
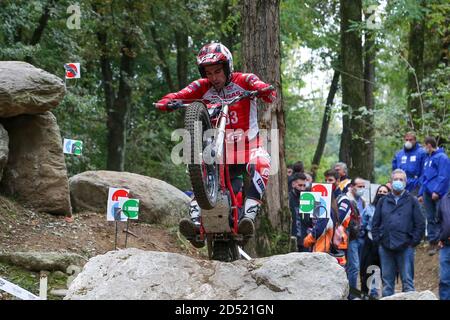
{"left": 419, "top": 148, "right": 450, "bottom": 198}
{"left": 392, "top": 143, "right": 427, "bottom": 192}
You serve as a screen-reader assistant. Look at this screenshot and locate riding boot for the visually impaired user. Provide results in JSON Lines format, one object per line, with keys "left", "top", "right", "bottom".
{"left": 179, "top": 200, "right": 205, "bottom": 248}
{"left": 238, "top": 198, "right": 260, "bottom": 239}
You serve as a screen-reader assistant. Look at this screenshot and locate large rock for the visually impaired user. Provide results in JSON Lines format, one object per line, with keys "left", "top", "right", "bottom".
{"left": 65, "top": 249, "right": 348, "bottom": 300}
{"left": 0, "top": 61, "right": 65, "bottom": 118}
{"left": 0, "top": 112, "right": 72, "bottom": 215}
{"left": 0, "top": 124, "right": 8, "bottom": 180}
{"left": 69, "top": 171, "right": 190, "bottom": 225}
{"left": 381, "top": 290, "right": 438, "bottom": 300}
{"left": 0, "top": 252, "right": 87, "bottom": 272}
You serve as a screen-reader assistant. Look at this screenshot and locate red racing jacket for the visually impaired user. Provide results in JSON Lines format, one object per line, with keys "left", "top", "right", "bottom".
{"left": 160, "top": 73, "right": 275, "bottom": 133}
{"left": 159, "top": 72, "right": 276, "bottom": 164}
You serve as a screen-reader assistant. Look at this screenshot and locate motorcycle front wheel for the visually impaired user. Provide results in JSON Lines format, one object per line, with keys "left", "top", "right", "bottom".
{"left": 185, "top": 102, "right": 218, "bottom": 209}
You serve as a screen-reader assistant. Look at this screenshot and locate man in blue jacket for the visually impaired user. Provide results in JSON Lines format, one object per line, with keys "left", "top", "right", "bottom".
{"left": 372, "top": 169, "right": 425, "bottom": 297}
{"left": 437, "top": 191, "right": 450, "bottom": 300}
{"left": 418, "top": 137, "right": 450, "bottom": 256}
{"left": 392, "top": 132, "right": 427, "bottom": 193}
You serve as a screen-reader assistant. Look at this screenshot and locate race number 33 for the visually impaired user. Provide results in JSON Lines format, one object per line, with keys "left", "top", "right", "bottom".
{"left": 226, "top": 111, "right": 238, "bottom": 125}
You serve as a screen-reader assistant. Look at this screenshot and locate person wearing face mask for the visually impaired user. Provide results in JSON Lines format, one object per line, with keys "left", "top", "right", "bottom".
{"left": 372, "top": 169, "right": 425, "bottom": 297}
{"left": 418, "top": 136, "right": 450, "bottom": 256}
{"left": 304, "top": 172, "right": 313, "bottom": 191}
{"left": 336, "top": 177, "right": 366, "bottom": 299}
{"left": 288, "top": 173, "right": 309, "bottom": 252}
{"left": 392, "top": 132, "right": 427, "bottom": 194}
{"left": 325, "top": 169, "right": 341, "bottom": 198}
{"left": 359, "top": 184, "right": 391, "bottom": 298}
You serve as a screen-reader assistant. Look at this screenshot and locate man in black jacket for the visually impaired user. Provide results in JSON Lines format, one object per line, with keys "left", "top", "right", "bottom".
{"left": 288, "top": 173, "right": 309, "bottom": 252}
{"left": 372, "top": 169, "right": 425, "bottom": 297}
{"left": 438, "top": 191, "right": 450, "bottom": 300}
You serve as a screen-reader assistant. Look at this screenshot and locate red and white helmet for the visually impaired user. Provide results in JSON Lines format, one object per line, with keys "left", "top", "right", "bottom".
{"left": 197, "top": 43, "right": 234, "bottom": 83}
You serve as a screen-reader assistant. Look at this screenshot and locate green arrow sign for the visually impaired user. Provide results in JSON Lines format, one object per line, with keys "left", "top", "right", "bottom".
{"left": 300, "top": 193, "right": 315, "bottom": 213}
{"left": 121, "top": 199, "right": 139, "bottom": 219}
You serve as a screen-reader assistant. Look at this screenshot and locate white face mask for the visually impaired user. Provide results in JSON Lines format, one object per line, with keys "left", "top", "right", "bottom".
{"left": 404, "top": 141, "right": 413, "bottom": 150}
{"left": 355, "top": 188, "right": 365, "bottom": 198}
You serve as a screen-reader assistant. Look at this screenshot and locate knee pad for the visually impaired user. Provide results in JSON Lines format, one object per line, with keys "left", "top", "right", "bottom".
{"left": 246, "top": 155, "right": 271, "bottom": 197}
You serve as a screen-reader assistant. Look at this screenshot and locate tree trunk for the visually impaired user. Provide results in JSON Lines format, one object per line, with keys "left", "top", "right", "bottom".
{"left": 95, "top": 2, "right": 136, "bottom": 171}
{"left": 312, "top": 69, "right": 340, "bottom": 170}
{"left": 407, "top": 0, "right": 426, "bottom": 131}
{"left": 29, "top": 1, "right": 52, "bottom": 46}
{"left": 441, "top": 18, "right": 450, "bottom": 66}
{"left": 24, "top": 0, "right": 54, "bottom": 63}
{"left": 175, "top": 30, "right": 189, "bottom": 90}
{"left": 106, "top": 39, "right": 134, "bottom": 171}
{"left": 339, "top": 0, "right": 365, "bottom": 179}
{"left": 362, "top": 11, "right": 376, "bottom": 181}
{"left": 241, "top": 0, "right": 288, "bottom": 257}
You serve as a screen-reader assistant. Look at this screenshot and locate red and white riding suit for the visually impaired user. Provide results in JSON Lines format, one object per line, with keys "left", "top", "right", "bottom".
{"left": 160, "top": 72, "right": 276, "bottom": 201}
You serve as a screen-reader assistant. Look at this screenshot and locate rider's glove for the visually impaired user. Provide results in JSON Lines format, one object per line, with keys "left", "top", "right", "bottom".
{"left": 155, "top": 98, "right": 174, "bottom": 112}
{"left": 255, "top": 83, "right": 276, "bottom": 103}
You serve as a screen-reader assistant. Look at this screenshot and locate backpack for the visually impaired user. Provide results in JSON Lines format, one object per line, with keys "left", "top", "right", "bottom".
{"left": 330, "top": 203, "right": 345, "bottom": 248}
{"left": 337, "top": 194, "right": 361, "bottom": 241}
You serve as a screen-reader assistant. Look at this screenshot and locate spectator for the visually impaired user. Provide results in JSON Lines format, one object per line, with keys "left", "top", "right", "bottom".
{"left": 392, "top": 131, "right": 427, "bottom": 193}
{"left": 372, "top": 169, "right": 425, "bottom": 297}
{"left": 325, "top": 169, "right": 341, "bottom": 198}
{"left": 438, "top": 191, "right": 450, "bottom": 300}
{"left": 288, "top": 173, "right": 307, "bottom": 251}
{"left": 418, "top": 136, "right": 450, "bottom": 256}
{"left": 337, "top": 177, "right": 367, "bottom": 299}
{"left": 287, "top": 164, "right": 293, "bottom": 177}
{"left": 334, "top": 162, "right": 352, "bottom": 195}
{"left": 303, "top": 208, "right": 334, "bottom": 253}
{"left": 304, "top": 172, "right": 313, "bottom": 191}
{"left": 293, "top": 161, "right": 305, "bottom": 174}
{"left": 288, "top": 161, "right": 305, "bottom": 192}
{"left": 360, "top": 184, "right": 390, "bottom": 298}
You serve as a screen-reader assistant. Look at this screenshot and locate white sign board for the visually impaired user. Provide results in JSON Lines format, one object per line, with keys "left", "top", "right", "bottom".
{"left": 107, "top": 188, "right": 129, "bottom": 221}
{"left": 63, "top": 138, "right": 83, "bottom": 155}
{"left": 64, "top": 63, "right": 81, "bottom": 79}
{"left": 311, "top": 183, "right": 332, "bottom": 219}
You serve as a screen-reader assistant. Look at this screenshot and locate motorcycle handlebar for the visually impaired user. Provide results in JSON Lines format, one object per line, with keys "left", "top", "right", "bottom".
{"left": 153, "top": 85, "right": 274, "bottom": 110}
{"left": 153, "top": 102, "right": 189, "bottom": 110}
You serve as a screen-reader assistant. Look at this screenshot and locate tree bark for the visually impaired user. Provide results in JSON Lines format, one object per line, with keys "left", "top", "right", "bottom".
{"left": 95, "top": 2, "right": 136, "bottom": 171}
{"left": 106, "top": 40, "right": 134, "bottom": 171}
{"left": 312, "top": 69, "right": 340, "bottom": 169}
{"left": 339, "top": 0, "right": 365, "bottom": 178}
{"left": 29, "top": 2, "right": 52, "bottom": 46}
{"left": 362, "top": 11, "right": 376, "bottom": 181}
{"left": 241, "top": 0, "right": 288, "bottom": 256}
{"left": 24, "top": 0, "right": 54, "bottom": 63}
{"left": 175, "top": 30, "right": 189, "bottom": 90}
{"left": 407, "top": 0, "right": 426, "bottom": 131}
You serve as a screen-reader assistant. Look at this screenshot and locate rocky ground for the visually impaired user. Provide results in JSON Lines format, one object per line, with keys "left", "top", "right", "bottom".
{"left": 0, "top": 195, "right": 441, "bottom": 300}
{"left": 0, "top": 195, "right": 206, "bottom": 300}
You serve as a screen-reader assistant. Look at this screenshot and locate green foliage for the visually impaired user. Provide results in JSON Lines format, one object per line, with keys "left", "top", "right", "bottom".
{"left": 0, "top": 0, "right": 446, "bottom": 191}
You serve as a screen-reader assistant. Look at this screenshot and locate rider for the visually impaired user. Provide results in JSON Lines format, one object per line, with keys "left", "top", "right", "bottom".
{"left": 155, "top": 43, "right": 276, "bottom": 247}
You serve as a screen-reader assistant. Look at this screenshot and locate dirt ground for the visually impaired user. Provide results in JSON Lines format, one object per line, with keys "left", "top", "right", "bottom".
{"left": 0, "top": 196, "right": 206, "bottom": 260}
{"left": 0, "top": 195, "right": 442, "bottom": 299}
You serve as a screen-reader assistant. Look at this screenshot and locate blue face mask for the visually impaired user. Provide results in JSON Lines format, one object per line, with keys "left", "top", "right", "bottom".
{"left": 392, "top": 180, "right": 405, "bottom": 192}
